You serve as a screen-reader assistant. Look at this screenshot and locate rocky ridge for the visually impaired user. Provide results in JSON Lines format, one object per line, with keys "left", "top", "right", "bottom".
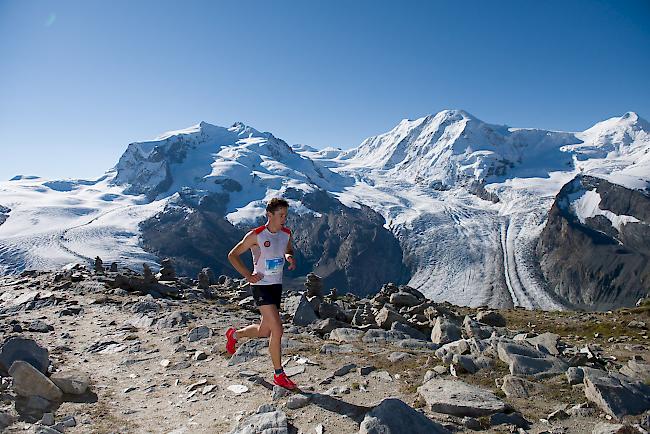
{"left": 0, "top": 262, "right": 649, "bottom": 433}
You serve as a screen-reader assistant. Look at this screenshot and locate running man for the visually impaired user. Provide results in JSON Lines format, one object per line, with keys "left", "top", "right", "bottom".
{"left": 225, "top": 198, "right": 297, "bottom": 390}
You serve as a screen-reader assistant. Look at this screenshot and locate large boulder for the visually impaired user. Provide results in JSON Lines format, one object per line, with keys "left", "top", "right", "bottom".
{"left": 431, "top": 317, "right": 462, "bottom": 345}
{"left": 583, "top": 367, "right": 650, "bottom": 418}
{"left": 359, "top": 398, "right": 450, "bottom": 434}
{"left": 9, "top": 361, "right": 63, "bottom": 402}
{"left": 497, "top": 341, "right": 568, "bottom": 378}
{"left": 284, "top": 295, "right": 318, "bottom": 326}
{"left": 375, "top": 307, "right": 407, "bottom": 330}
{"left": 418, "top": 378, "right": 509, "bottom": 417}
{"left": 0, "top": 337, "right": 49, "bottom": 374}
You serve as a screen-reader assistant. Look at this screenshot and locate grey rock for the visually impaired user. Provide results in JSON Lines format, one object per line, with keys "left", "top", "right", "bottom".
{"left": 333, "top": 363, "right": 357, "bottom": 377}
{"left": 0, "top": 336, "right": 50, "bottom": 374}
{"left": 391, "top": 322, "right": 427, "bottom": 340}
{"left": 285, "top": 295, "right": 318, "bottom": 326}
{"left": 435, "top": 339, "right": 470, "bottom": 359}
{"left": 396, "top": 339, "right": 438, "bottom": 351}
{"left": 431, "top": 316, "right": 462, "bottom": 345}
{"left": 312, "top": 318, "right": 349, "bottom": 335}
{"left": 329, "top": 328, "right": 365, "bottom": 342}
{"left": 619, "top": 359, "right": 650, "bottom": 381}
{"left": 583, "top": 367, "right": 650, "bottom": 418}
{"left": 286, "top": 394, "right": 311, "bottom": 409}
{"left": 227, "top": 408, "right": 288, "bottom": 434}
{"left": 27, "top": 320, "right": 54, "bottom": 333}
{"left": 358, "top": 366, "right": 376, "bottom": 376}
{"left": 0, "top": 410, "right": 14, "bottom": 429}
{"left": 41, "top": 412, "right": 55, "bottom": 426}
{"left": 489, "top": 412, "right": 530, "bottom": 429}
{"left": 362, "top": 329, "right": 409, "bottom": 343}
{"left": 592, "top": 422, "right": 632, "bottom": 434}
{"left": 476, "top": 311, "right": 506, "bottom": 327}
{"left": 501, "top": 375, "right": 541, "bottom": 398}
{"left": 567, "top": 367, "right": 585, "bottom": 385}
{"left": 359, "top": 398, "right": 450, "bottom": 434}
{"left": 130, "top": 299, "right": 160, "bottom": 314}
{"left": 318, "top": 302, "right": 344, "bottom": 321}
{"left": 320, "top": 343, "right": 355, "bottom": 354}
{"left": 497, "top": 340, "right": 568, "bottom": 378}
{"left": 155, "top": 311, "right": 195, "bottom": 330}
{"left": 452, "top": 354, "right": 478, "bottom": 374}
{"left": 418, "top": 378, "right": 508, "bottom": 417}
{"left": 283, "top": 365, "right": 305, "bottom": 377}
{"left": 271, "top": 385, "right": 292, "bottom": 400}
{"left": 462, "top": 316, "right": 493, "bottom": 340}
{"left": 389, "top": 291, "right": 420, "bottom": 307}
{"left": 375, "top": 307, "right": 407, "bottom": 330}
{"left": 60, "top": 415, "right": 76, "bottom": 427}
{"left": 388, "top": 352, "right": 412, "bottom": 363}
{"left": 228, "top": 339, "right": 269, "bottom": 366}
{"left": 526, "top": 332, "right": 560, "bottom": 355}
{"left": 9, "top": 361, "right": 63, "bottom": 401}
{"left": 187, "top": 326, "right": 211, "bottom": 342}
{"left": 50, "top": 371, "right": 89, "bottom": 395}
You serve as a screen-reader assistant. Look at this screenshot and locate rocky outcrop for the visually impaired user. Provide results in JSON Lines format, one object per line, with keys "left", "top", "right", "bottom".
{"left": 537, "top": 175, "right": 650, "bottom": 310}
{"left": 0, "top": 204, "right": 9, "bottom": 226}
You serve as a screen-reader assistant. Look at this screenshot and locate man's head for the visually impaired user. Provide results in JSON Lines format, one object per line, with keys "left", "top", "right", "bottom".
{"left": 266, "top": 198, "right": 289, "bottom": 227}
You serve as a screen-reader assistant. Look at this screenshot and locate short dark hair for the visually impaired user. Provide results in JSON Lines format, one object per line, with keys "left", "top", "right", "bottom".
{"left": 266, "top": 198, "right": 289, "bottom": 214}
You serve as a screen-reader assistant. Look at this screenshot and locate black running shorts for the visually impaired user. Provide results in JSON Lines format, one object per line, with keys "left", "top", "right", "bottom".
{"left": 251, "top": 284, "right": 282, "bottom": 309}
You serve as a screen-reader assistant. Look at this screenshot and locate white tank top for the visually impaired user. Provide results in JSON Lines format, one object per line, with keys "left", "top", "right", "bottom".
{"left": 250, "top": 224, "right": 291, "bottom": 285}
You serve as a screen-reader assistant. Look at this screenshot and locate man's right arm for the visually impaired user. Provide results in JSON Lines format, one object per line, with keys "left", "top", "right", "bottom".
{"left": 228, "top": 231, "right": 262, "bottom": 284}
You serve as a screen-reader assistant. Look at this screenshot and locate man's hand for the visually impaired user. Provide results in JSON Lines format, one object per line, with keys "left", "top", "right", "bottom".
{"left": 246, "top": 271, "right": 263, "bottom": 284}
{"left": 286, "top": 255, "right": 296, "bottom": 271}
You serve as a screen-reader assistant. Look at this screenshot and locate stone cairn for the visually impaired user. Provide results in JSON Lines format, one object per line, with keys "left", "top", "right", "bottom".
{"left": 197, "top": 267, "right": 216, "bottom": 290}
{"left": 304, "top": 273, "right": 323, "bottom": 297}
{"left": 109, "top": 262, "right": 118, "bottom": 272}
{"left": 157, "top": 258, "right": 176, "bottom": 281}
{"left": 143, "top": 263, "right": 155, "bottom": 284}
{"left": 93, "top": 256, "right": 103, "bottom": 274}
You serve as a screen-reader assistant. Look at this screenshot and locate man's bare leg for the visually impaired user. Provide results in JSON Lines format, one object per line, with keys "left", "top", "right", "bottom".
{"left": 258, "top": 305, "right": 283, "bottom": 370}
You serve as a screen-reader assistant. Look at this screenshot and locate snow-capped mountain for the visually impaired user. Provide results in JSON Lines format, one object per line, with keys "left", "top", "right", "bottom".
{"left": 1, "top": 110, "right": 648, "bottom": 309}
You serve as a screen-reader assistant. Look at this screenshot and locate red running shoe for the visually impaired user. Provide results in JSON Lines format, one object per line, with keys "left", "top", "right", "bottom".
{"left": 273, "top": 372, "right": 297, "bottom": 390}
{"left": 225, "top": 327, "right": 237, "bottom": 354}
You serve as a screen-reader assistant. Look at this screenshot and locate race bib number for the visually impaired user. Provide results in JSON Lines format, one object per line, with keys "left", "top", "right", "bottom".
{"left": 265, "top": 257, "right": 284, "bottom": 275}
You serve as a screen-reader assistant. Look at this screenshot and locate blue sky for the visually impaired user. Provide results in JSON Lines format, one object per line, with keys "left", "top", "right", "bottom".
{"left": 1, "top": 0, "right": 649, "bottom": 181}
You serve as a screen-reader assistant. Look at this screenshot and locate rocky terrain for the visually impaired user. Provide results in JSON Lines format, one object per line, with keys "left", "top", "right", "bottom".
{"left": 1, "top": 260, "right": 649, "bottom": 433}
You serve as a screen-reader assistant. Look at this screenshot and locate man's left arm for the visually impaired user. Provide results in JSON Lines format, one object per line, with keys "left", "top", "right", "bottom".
{"left": 285, "top": 234, "right": 296, "bottom": 270}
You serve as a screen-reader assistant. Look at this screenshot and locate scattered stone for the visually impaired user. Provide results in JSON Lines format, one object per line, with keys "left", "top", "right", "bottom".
{"left": 391, "top": 322, "right": 427, "bottom": 340}
{"left": 229, "top": 409, "right": 288, "bottom": 434}
{"left": 358, "top": 366, "right": 376, "bottom": 376}
{"left": 110, "top": 262, "right": 118, "bottom": 272}
{"left": 229, "top": 339, "right": 269, "bottom": 365}
{"left": 187, "top": 326, "right": 211, "bottom": 342}
{"left": 501, "top": 374, "right": 541, "bottom": 398}
{"left": 497, "top": 340, "right": 568, "bottom": 378}
{"left": 284, "top": 365, "right": 305, "bottom": 377}
{"left": 329, "top": 328, "right": 365, "bottom": 342}
{"left": 417, "top": 378, "right": 508, "bottom": 417}
{"left": 388, "top": 352, "right": 412, "bottom": 363}
{"left": 375, "top": 307, "right": 407, "bottom": 330}
{"left": 227, "top": 384, "right": 249, "bottom": 395}
{"left": 431, "top": 316, "right": 462, "bottom": 345}
{"left": 50, "top": 371, "right": 90, "bottom": 395}
{"left": 526, "top": 332, "right": 561, "bottom": 356}
{"left": 476, "top": 311, "right": 506, "bottom": 327}
{"left": 389, "top": 291, "right": 420, "bottom": 307}
{"left": 369, "top": 371, "right": 392, "bottom": 382}
{"left": 193, "top": 350, "right": 208, "bottom": 361}
{"left": 28, "top": 320, "right": 54, "bottom": 333}
{"left": 41, "top": 412, "right": 55, "bottom": 426}
{"left": 287, "top": 394, "right": 311, "bottom": 409}
{"left": 362, "top": 329, "right": 409, "bottom": 343}
{"left": 9, "top": 360, "right": 63, "bottom": 401}
{"left": 489, "top": 412, "right": 531, "bottom": 429}
{"left": 285, "top": 295, "right": 319, "bottom": 326}
{"left": 272, "top": 385, "right": 291, "bottom": 400}
{"left": 619, "top": 358, "right": 650, "bottom": 381}
{"left": 333, "top": 363, "right": 357, "bottom": 377}
{"left": 359, "top": 398, "right": 450, "bottom": 434}
{"left": 320, "top": 343, "right": 355, "bottom": 354}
